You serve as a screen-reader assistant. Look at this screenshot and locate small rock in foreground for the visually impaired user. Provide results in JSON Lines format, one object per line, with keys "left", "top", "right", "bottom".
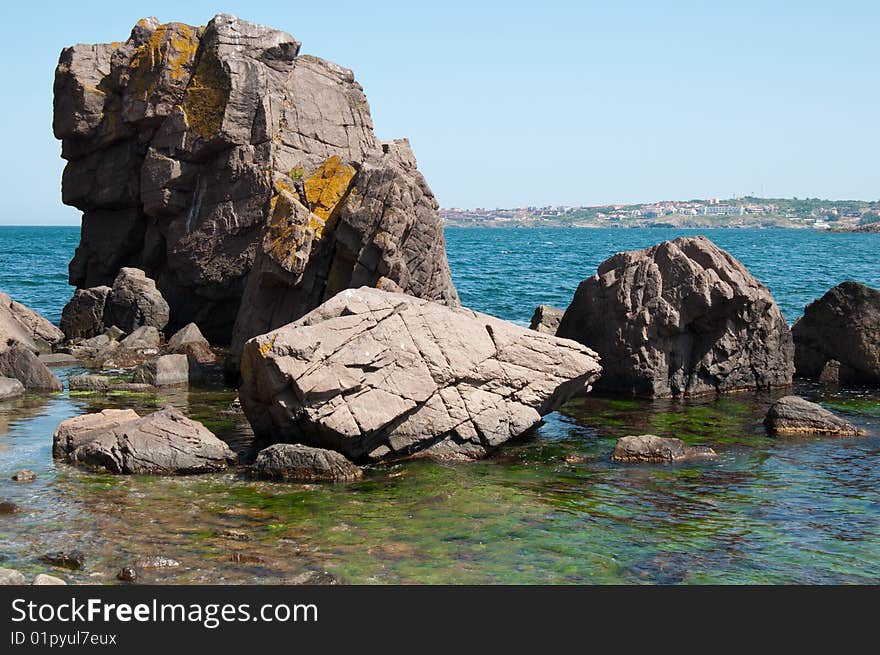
{"left": 254, "top": 444, "right": 363, "bottom": 482}
{"left": 33, "top": 574, "right": 67, "bottom": 585}
{"left": 0, "top": 376, "right": 25, "bottom": 400}
{"left": 611, "top": 434, "right": 718, "bottom": 463}
{"left": 0, "top": 568, "right": 26, "bottom": 585}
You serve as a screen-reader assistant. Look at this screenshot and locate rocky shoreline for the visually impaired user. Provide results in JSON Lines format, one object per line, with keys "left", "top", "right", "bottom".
{"left": 1, "top": 13, "right": 879, "bottom": 585}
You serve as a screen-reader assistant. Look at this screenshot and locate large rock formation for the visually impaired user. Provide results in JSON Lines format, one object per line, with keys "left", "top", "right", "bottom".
{"left": 60, "top": 286, "right": 111, "bottom": 340}
{"left": 792, "top": 281, "right": 880, "bottom": 386}
{"left": 239, "top": 287, "right": 602, "bottom": 462}
{"left": 54, "top": 14, "right": 458, "bottom": 348}
{"left": 103, "top": 268, "right": 170, "bottom": 333}
{"left": 556, "top": 236, "right": 794, "bottom": 397}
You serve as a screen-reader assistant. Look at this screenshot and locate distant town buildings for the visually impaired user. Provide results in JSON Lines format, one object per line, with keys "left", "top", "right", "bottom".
{"left": 439, "top": 197, "right": 879, "bottom": 229}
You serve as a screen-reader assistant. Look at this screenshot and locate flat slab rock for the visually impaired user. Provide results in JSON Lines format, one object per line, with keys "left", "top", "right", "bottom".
{"left": 53, "top": 406, "right": 236, "bottom": 474}
{"left": 611, "top": 434, "right": 718, "bottom": 463}
{"left": 240, "top": 287, "right": 602, "bottom": 462}
{"left": 557, "top": 236, "right": 794, "bottom": 397}
{"left": 254, "top": 444, "right": 363, "bottom": 482}
{"left": 763, "top": 396, "right": 864, "bottom": 436}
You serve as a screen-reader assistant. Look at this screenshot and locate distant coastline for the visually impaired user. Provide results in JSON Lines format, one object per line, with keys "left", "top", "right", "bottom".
{"left": 442, "top": 196, "right": 880, "bottom": 230}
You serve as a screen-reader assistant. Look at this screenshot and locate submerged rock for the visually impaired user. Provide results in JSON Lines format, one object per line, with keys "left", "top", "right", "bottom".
{"left": 611, "top": 434, "right": 718, "bottom": 463}
{"left": 39, "top": 551, "right": 85, "bottom": 571}
{"left": 529, "top": 305, "right": 564, "bottom": 335}
{"left": 792, "top": 281, "right": 880, "bottom": 387}
{"left": 557, "top": 236, "right": 794, "bottom": 397}
{"left": 11, "top": 469, "right": 36, "bottom": 483}
{"left": 240, "top": 287, "right": 602, "bottom": 462}
{"left": 0, "top": 344, "right": 63, "bottom": 391}
{"left": 104, "top": 268, "right": 170, "bottom": 334}
{"left": 254, "top": 444, "right": 363, "bottom": 482}
{"left": 0, "top": 377, "right": 24, "bottom": 400}
{"left": 61, "top": 406, "right": 236, "bottom": 474}
{"left": 60, "top": 285, "right": 110, "bottom": 340}
{"left": 117, "top": 567, "right": 138, "bottom": 582}
{"left": 763, "top": 396, "right": 864, "bottom": 436}
{"left": 69, "top": 374, "right": 112, "bottom": 392}
{"left": 132, "top": 354, "right": 188, "bottom": 387}
{"left": 55, "top": 14, "right": 458, "bottom": 345}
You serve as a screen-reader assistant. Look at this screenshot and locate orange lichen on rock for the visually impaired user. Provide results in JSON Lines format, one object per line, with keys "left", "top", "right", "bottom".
{"left": 128, "top": 22, "right": 200, "bottom": 98}
{"left": 304, "top": 156, "right": 356, "bottom": 223}
{"left": 182, "top": 45, "right": 230, "bottom": 139}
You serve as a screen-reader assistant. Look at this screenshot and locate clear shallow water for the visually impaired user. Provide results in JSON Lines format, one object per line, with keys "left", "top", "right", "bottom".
{"left": 0, "top": 226, "right": 878, "bottom": 584}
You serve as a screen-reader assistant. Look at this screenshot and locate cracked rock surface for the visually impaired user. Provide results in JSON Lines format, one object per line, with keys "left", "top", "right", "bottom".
{"left": 53, "top": 406, "right": 236, "bottom": 474}
{"left": 54, "top": 14, "right": 458, "bottom": 346}
{"left": 557, "top": 236, "right": 794, "bottom": 397}
{"left": 239, "top": 287, "right": 602, "bottom": 462}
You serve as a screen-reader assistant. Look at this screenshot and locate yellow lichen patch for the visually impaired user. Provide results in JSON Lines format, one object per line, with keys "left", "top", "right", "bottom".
{"left": 304, "top": 156, "right": 356, "bottom": 222}
{"left": 128, "top": 22, "right": 199, "bottom": 99}
{"left": 182, "top": 45, "right": 230, "bottom": 139}
{"left": 264, "top": 188, "right": 313, "bottom": 274}
{"left": 258, "top": 334, "right": 277, "bottom": 358}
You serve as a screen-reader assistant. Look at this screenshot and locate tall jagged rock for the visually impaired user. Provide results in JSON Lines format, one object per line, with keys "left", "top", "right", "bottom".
{"left": 556, "top": 236, "right": 794, "bottom": 397}
{"left": 54, "top": 14, "right": 458, "bottom": 347}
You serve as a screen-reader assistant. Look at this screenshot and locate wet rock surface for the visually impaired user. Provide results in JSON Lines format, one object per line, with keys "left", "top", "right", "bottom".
{"left": 254, "top": 444, "right": 363, "bottom": 482}
{"left": 240, "top": 287, "right": 602, "bottom": 462}
{"left": 58, "top": 406, "right": 236, "bottom": 474}
{"left": 611, "top": 434, "right": 718, "bottom": 463}
{"left": 55, "top": 14, "right": 458, "bottom": 346}
{"left": 557, "top": 236, "right": 794, "bottom": 397}
{"left": 792, "top": 281, "right": 880, "bottom": 387}
{"left": 39, "top": 550, "right": 86, "bottom": 571}
{"left": 763, "top": 395, "right": 864, "bottom": 436}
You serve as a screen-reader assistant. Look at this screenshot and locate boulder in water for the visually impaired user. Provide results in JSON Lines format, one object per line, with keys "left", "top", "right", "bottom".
{"left": 557, "top": 236, "right": 794, "bottom": 397}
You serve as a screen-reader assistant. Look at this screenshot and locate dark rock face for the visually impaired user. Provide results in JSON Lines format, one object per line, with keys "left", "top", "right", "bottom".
{"left": 253, "top": 444, "right": 363, "bottom": 482}
{"left": 55, "top": 406, "right": 236, "bottom": 474}
{"left": 557, "top": 236, "right": 794, "bottom": 397}
{"left": 610, "top": 434, "right": 717, "bottom": 463}
{"left": 763, "top": 396, "right": 864, "bottom": 436}
{"left": 529, "top": 305, "right": 563, "bottom": 335}
{"left": 240, "top": 287, "right": 602, "bottom": 462}
{"left": 39, "top": 551, "right": 85, "bottom": 571}
{"left": 0, "top": 344, "right": 63, "bottom": 391}
{"left": 792, "top": 281, "right": 880, "bottom": 386}
{"left": 60, "top": 286, "right": 110, "bottom": 340}
{"left": 104, "top": 268, "right": 169, "bottom": 334}
{"left": 54, "top": 14, "right": 458, "bottom": 346}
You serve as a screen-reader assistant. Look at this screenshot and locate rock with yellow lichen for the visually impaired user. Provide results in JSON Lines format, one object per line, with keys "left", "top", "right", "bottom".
{"left": 54, "top": 14, "right": 458, "bottom": 350}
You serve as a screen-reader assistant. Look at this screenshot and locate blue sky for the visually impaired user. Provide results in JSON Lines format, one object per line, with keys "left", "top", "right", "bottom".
{"left": 1, "top": 0, "right": 878, "bottom": 224}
